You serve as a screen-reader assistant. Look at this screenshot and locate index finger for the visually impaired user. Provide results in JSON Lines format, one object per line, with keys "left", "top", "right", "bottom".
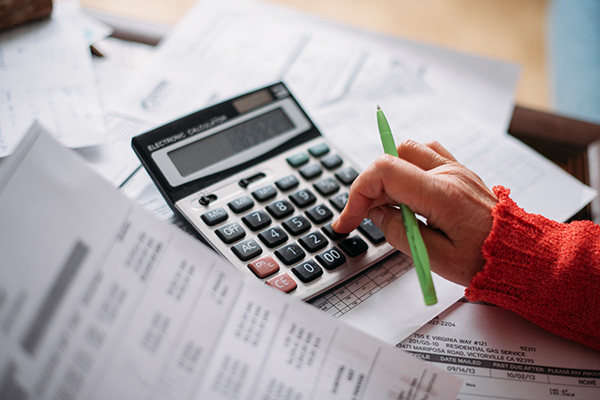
{"left": 332, "top": 154, "right": 439, "bottom": 233}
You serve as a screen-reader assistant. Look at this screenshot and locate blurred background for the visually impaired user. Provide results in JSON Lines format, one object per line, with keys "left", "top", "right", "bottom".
{"left": 78, "top": 0, "right": 600, "bottom": 124}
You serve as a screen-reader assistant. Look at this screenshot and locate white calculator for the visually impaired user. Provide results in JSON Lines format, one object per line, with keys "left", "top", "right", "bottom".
{"left": 132, "top": 82, "right": 394, "bottom": 300}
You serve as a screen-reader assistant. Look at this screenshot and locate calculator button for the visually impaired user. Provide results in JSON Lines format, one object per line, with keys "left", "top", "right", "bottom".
{"left": 258, "top": 226, "right": 288, "bottom": 248}
{"left": 275, "top": 243, "right": 306, "bottom": 265}
{"left": 286, "top": 153, "right": 309, "bottom": 167}
{"left": 358, "top": 218, "right": 386, "bottom": 244}
{"left": 306, "top": 204, "right": 333, "bottom": 224}
{"left": 335, "top": 167, "right": 359, "bottom": 186}
{"left": 275, "top": 175, "right": 299, "bottom": 191}
{"left": 201, "top": 207, "right": 228, "bottom": 226}
{"left": 241, "top": 210, "right": 272, "bottom": 231}
{"left": 299, "top": 231, "right": 329, "bottom": 253}
{"left": 266, "top": 199, "right": 295, "bottom": 219}
{"left": 329, "top": 192, "right": 349, "bottom": 212}
{"left": 231, "top": 238, "right": 263, "bottom": 261}
{"left": 322, "top": 223, "right": 348, "bottom": 240}
{"left": 321, "top": 154, "right": 343, "bottom": 170}
{"left": 315, "top": 247, "right": 347, "bottom": 270}
{"left": 289, "top": 189, "right": 317, "bottom": 208}
{"left": 292, "top": 260, "right": 323, "bottom": 283}
{"left": 308, "top": 143, "right": 330, "bottom": 157}
{"left": 282, "top": 215, "right": 312, "bottom": 236}
{"left": 248, "top": 255, "right": 280, "bottom": 278}
{"left": 228, "top": 195, "right": 255, "bottom": 213}
{"left": 266, "top": 273, "right": 297, "bottom": 293}
{"left": 338, "top": 235, "right": 368, "bottom": 257}
{"left": 299, "top": 164, "right": 323, "bottom": 180}
{"left": 215, "top": 222, "right": 246, "bottom": 244}
{"left": 252, "top": 185, "right": 277, "bottom": 202}
{"left": 313, "top": 177, "right": 340, "bottom": 196}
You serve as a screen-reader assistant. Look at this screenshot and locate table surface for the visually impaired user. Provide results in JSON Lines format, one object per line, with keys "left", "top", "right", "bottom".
{"left": 79, "top": 0, "right": 551, "bottom": 112}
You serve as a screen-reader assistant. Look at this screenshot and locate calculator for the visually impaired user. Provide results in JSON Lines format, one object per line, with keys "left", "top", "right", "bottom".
{"left": 132, "top": 82, "right": 394, "bottom": 300}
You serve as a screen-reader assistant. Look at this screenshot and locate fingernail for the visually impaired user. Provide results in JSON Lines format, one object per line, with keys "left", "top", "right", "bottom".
{"left": 369, "top": 207, "right": 384, "bottom": 228}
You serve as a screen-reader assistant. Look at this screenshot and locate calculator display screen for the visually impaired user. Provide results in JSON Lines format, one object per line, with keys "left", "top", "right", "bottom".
{"left": 167, "top": 108, "right": 295, "bottom": 177}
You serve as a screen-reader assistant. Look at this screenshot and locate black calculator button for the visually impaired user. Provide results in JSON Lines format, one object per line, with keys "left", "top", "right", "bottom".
{"left": 266, "top": 199, "right": 295, "bottom": 219}
{"left": 201, "top": 207, "right": 228, "bottom": 226}
{"left": 313, "top": 177, "right": 340, "bottom": 196}
{"left": 228, "top": 195, "right": 255, "bottom": 213}
{"left": 258, "top": 226, "right": 288, "bottom": 248}
{"left": 292, "top": 260, "right": 323, "bottom": 283}
{"left": 215, "top": 222, "right": 246, "bottom": 244}
{"left": 322, "top": 223, "right": 348, "bottom": 240}
{"left": 289, "top": 189, "right": 317, "bottom": 208}
{"left": 315, "top": 247, "right": 347, "bottom": 270}
{"left": 306, "top": 204, "right": 333, "bottom": 224}
{"left": 286, "top": 152, "right": 309, "bottom": 167}
{"left": 275, "top": 175, "right": 299, "bottom": 191}
{"left": 282, "top": 215, "right": 312, "bottom": 236}
{"left": 252, "top": 185, "right": 277, "bottom": 202}
{"left": 335, "top": 167, "right": 359, "bottom": 186}
{"left": 299, "top": 164, "right": 323, "bottom": 180}
{"left": 308, "top": 143, "right": 330, "bottom": 157}
{"left": 275, "top": 243, "right": 306, "bottom": 265}
{"left": 231, "top": 238, "right": 263, "bottom": 261}
{"left": 338, "top": 235, "right": 369, "bottom": 257}
{"left": 358, "top": 218, "right": 386, "bottom": 244}
{"left": 321, "top": 154, "right": 343, "bottom": 170}
{"left": 299, "top": 231, "right": 328, "bottom": 253}
{"left": 241, "top": 210, "right": 272, "bottom": 231}
{"left": 329, "top": 192, "right": 349, "bottom": 212}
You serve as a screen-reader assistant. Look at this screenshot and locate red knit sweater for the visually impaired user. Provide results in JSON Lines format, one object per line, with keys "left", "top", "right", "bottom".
{"left": 465, "top": 186, "right": 600, "bottom": 351}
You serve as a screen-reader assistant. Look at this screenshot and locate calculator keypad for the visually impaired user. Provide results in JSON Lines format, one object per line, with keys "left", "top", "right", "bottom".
{"left": 185, "top": 139, "right": 393, "bottom": 300}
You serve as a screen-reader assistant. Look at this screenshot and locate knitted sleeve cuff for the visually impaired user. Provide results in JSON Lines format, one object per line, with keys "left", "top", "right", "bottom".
{"left": 465, "top": 186, "right": 600, "bottom": 350}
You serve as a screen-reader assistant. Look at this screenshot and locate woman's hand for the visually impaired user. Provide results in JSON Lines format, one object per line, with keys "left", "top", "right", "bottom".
{"left": 332, "top": 140, "right": 498, "bottom": 286}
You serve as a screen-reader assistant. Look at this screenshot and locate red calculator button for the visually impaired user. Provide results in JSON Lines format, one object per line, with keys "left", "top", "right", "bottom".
{"left": 248, "top": 255, "right": 280, "bottom": 278}
{"left": 266, "top": 273, "right": 297, "bottom": 293}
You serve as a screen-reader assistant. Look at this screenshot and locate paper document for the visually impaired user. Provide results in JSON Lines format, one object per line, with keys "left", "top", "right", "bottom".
{"left": 0, "top": 123, "right": 462, "bottom": 399}
{"left": 0, "top": 1, "right": 106, "bottom": 157}
{"left": 399, "top": 300, "right": 600, "bottom": 399}
{"left": 111, "top": 0, "right": 518, "bottom": 131}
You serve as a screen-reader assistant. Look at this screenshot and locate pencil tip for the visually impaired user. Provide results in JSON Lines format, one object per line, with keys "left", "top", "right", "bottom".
{"left": 376, "top": 104, "right": 381, "bottom": 110}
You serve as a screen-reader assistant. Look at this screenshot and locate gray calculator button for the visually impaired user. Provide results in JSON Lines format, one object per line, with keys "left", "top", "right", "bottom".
{"left": 335, "top": 167, "right": 359, "bottom": 186}
{"left": 266, "top": 199, "right": 295, "bottom": 219}
{"left": 292, "top": 260, "right": 323, "bottom": 283}
{"left": 252, "top": 185, "right": 277, "bottom": 202}
{"left": 299, "top": 164, "right": 323, "bottom": 180}
{"left": 231, "top": 238, "right": 262, "bottom": 261}
{"left": 201, "top": 207, "right": 228, "bottom": 226}
{"left": 322, "top": 223, "right": 348, "bottom": 241}
{"left": 321, "top": 154, "right": 343, "bottom": 170}
{"left": 215, "top": 222, "right": 245, "bottom": 244}
{"left": 315, "top": 247, "right": 346, "bottom": 270}
{"left": 242, "top": 210, "right": 272, "bottom": 231}
{"left": 329, "top": 192, "right": 349, "bottom": 212}
{"left": 275, "top": 243, "right": 306, "bottom": 265}
{"left": 306, "top": 204, "right": 333, "bottom": 224}
{"left": 313, "top": 177, "right": 340, "bottom": 196}
{"left": 308, "top": 143, "right": 330, "bottom": 157}
{"left": 228, "top": 195, "right": 254, "bottom": 213}
{"left": 282, "top": 215, "right": 311, "bottom": 236}
{"left": 258, "top": 226, "right": 288, "bottom": 248}
{"left": 358, "top": 218, "right": 386, "bottom": 244}
{"left": 289, "top": 189, "right": 317, "bottom": 208}
{"left": 286, "top": 152, "right": 309, "bottom": 167}
{"left": 299, "top": 231, "right": 328, "bottom": 253}
{"left": 275, "top": 175, "right": 299, "bottom": 191}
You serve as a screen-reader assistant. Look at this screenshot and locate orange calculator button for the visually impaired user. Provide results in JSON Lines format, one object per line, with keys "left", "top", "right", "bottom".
{"left": 248, "top": 255, "right": 280, "bottom": 278}
{"left": 266, "top": 272, "right": 297, "bottom": 293}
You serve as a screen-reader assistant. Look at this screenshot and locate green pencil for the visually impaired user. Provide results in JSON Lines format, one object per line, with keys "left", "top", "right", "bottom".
{"left": 376, "top": 105, "right": 437, "bottom": 305}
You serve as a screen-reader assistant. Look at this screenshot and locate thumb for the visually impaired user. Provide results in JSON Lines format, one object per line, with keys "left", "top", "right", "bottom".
{"left": 369, "top": 206, "right": 409, "bottom": 255}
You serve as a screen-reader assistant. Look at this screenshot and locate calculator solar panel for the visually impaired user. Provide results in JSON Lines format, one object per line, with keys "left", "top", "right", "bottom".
{"left": 132, "top": 82, "right": 395, "bottom": 300}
